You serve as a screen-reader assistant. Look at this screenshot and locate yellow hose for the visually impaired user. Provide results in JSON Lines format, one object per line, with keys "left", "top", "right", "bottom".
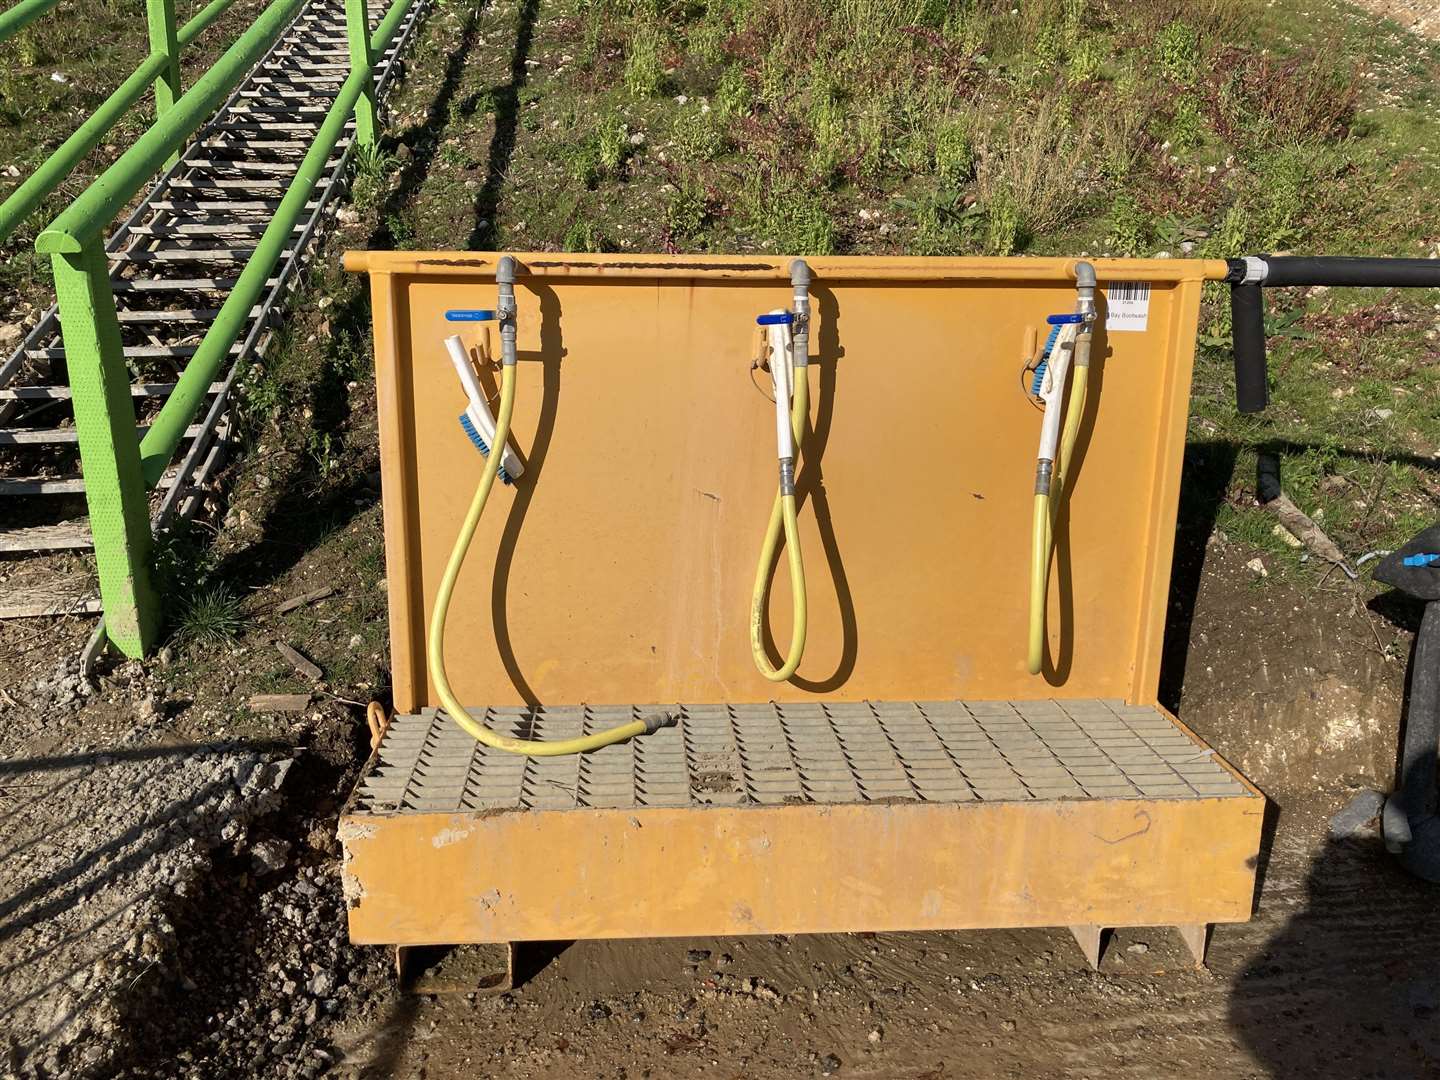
{"left": 427, "top": 363, "right": 649, "bottom": 756}
{"left": 1026, "top": 328, "right": 1091, "bottom": 676}
{"left": 750, "top": 370, "right": 809, "bottom": 681}
{"left": 1027, "top": 490, "right": 1052, "bottom": 675}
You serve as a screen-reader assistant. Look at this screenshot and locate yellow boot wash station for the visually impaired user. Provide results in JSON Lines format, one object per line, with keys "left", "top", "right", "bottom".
{"left": 339, "top": 251, "right": 1263, "bottom": 976}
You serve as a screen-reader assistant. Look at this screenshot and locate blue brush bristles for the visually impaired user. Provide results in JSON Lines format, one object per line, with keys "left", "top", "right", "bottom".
{"left": 458, "top": 412, "right": 514, "bottom": 484}
{"left": 1030, "top": 324, "right": 1063, "bottom": 396}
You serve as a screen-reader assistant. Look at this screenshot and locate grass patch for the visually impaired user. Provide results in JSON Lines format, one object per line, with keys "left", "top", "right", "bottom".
{"left": 174, "top": 585, "right": 246, "bottom": 645}
{"left": 364, "top": 0, "right": 1439, "bottom": 577}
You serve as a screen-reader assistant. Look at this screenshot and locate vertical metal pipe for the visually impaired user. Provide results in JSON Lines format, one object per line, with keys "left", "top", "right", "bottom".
{"left": 344, "top": 0, "right": 378, "bottom": 149}
{"left": 496, "top": 255, "right": 518, "bottom": 366}
{"left": 146, "top": 0, "right": 182, "bottom": 128}
{"left": 49, "top": 241, "right": 160, "bottom": 656}
{"left": 1231, "top": 283, "right": 1268, "bottom": 413}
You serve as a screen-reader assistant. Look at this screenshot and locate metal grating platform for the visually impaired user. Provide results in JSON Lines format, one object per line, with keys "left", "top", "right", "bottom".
{"left": 354, "top": 699, "right": 1248, "bottom": 814}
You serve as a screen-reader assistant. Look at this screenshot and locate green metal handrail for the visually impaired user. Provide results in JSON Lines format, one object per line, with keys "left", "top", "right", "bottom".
{"left": 0, "top": 0, "right": 239, "bottom": 244}
{"left": 139, "top": 0, "right": 408, "bottom": 483}
{"left": 35, "top": 0, "right": 410, "bottom": 656}
{"left": 0, "top": 0, "right": 60, "bottom": 45}
{"left": 37, "top": 0, "right": 301, "bottom": 254}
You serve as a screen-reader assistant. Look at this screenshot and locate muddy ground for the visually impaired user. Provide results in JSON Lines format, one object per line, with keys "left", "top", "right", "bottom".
{"left": 1, "top": 500, "right": 1432, "bottom": 1078}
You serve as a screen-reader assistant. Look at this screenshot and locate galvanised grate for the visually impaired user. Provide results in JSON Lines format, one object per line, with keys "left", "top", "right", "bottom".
{"left": 354, "top": 700, "right": 1249, "bottom": 814}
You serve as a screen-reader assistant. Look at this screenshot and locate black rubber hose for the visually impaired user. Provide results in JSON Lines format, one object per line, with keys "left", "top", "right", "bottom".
{"left": 1398, "top": 602, "right": 1440, "bottom": 882}
{"left": 1373, "top": 526, "right": 1440, "bottom": 883}
{"left": 1231, "top": 283, "right": 1268, "bottom": 413}
{"left": 1259, "top": 257, "right": 1440, "bottom": 288}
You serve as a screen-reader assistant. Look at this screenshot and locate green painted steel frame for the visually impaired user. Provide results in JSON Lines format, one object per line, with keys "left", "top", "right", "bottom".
{"left": 35, "top": 0, "right": 410, "bottom": 656}
{"left": 0, "top": 0, "right": 60, "bottom": 45}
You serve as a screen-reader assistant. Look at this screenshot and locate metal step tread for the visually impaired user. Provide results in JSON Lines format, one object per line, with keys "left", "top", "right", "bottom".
{"left": 0, "top": 520, "right": 93, "bottom": 551}
{"left": 354, "top": 700, "right": 1252, "bottom": 815}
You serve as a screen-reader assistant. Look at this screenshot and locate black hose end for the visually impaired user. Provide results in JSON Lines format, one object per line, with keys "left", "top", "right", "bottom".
{"left": 1231, "top": 283, "right": 1269, "bottom": 413}
{"left": 640, "top": 711, "right": 678, "bottom": 734}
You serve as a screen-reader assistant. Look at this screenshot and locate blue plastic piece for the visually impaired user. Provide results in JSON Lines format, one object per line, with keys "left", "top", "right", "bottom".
{"left": 458, "top": 413, "right": 514, "bottom": 484}
{"left": 446, "top": 309, "right": 498, "bottom": 322}
{"left": 756, "top": 312, "right": 794, "bottom": 326}
{"left": 1403, "top": 553, "right": 1440, "bottom": 567}
{"left": 1045, "top": 313, "right": 1084, "bottom": 325}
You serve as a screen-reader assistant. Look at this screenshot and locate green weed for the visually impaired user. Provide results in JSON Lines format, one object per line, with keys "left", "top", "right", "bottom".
{"left": 715, "top": 64, "right": 753, "bottom": 121}
{"left": 1169, "top": 93, "right": 1205, "bottom": 150}
{"left": 598, "top": 111, "right": 629, "bottom": 172}
{"left": 909, "top": 193, "right": 983, "bottom": 256}
{"left": 175, "top": 585, "right": 246, "bottom": 645}
{"left": 351, "top": 144, "right": 398, "bottom": 212}
{"left": 1156, "top": 20, "right": 1199, "bottom": 86}
{"left": 665, "top": 179, "right": 709, "bottom": 240}
{"left": 624, "top": 25, "right": 665, "bottom": 97}
{"left": 983, "top": 190, "right": 1026, "bottom": 256}
{"left": 933, "top": 117, "right": 974, "bottom": 187}
{"left": 563, "top": 219, "right": 609, "bottom": 252}
{"left": 671, "top": 108, "right": 724, "bottom": 163}
{"left": 745, "top": 176, "right": 836, "bottom": 255}
{"left": 1105, "top": 192, "right": 1150, "bottom": 256}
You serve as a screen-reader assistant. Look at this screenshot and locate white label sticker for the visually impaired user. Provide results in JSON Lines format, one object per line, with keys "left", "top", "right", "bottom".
{"left": 1105, "top": 281, "right": 1150, "bottom": 332}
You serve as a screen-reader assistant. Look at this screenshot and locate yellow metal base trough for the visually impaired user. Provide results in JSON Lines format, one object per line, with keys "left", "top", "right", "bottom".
{"left": 341, "top": 699, "right": 1262, "bottom": 951}
{"left": 339, "top": 252, "right": 1263, "bottom": 964}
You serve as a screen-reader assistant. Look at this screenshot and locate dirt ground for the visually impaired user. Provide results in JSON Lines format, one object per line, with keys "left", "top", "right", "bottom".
{"left": 2, "top": 506, "right": 1432, "bottom": 1079}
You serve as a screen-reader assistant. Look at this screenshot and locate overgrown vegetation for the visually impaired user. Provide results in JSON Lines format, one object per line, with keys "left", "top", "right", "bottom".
{"left": 370, "top": 0, "right": 1437, "bottom": 578}
{"left": 45, "top": 0, "right": 1433, "bottom": 698}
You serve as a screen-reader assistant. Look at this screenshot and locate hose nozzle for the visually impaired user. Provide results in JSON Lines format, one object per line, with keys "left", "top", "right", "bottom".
{"left": 640, "top": 712, "right": 678, "bottom": 734}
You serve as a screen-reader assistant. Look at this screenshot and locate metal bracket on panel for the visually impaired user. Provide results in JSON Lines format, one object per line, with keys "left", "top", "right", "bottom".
{"left": 1068, "top": 924, "right": 1107, "bottom": 970}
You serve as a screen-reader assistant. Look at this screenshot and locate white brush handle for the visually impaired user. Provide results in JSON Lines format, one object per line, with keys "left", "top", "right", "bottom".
{"left": 445, "top": 334, "right": 524, "bottom": 479}
{"left": 767, "top": 314, "right": 794, "bottom": 461}
{"left": 1036, "top": 323, "right": 1077, "bottom": 462}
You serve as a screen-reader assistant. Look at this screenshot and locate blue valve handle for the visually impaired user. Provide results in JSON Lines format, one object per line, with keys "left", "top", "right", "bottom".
{"left": 756, "top": 312, "right": 794, "bottom": 326}
{"left": 446, "top": 309, "right": 498, "bottom": 322}
{"left": 1402, "top": 553, "right": 1440, "bottom": 567}
{"left": 1045, "top": 313, "right": 1084, "bottom": 325}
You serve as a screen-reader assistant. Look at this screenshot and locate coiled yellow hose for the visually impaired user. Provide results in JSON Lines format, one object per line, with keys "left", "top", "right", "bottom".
{"left": 749, "top": 366, "right": 810, "bottom": 681}
{"left": 1026, "top": 328, "right": 1092, "bottom": 675}
{"left": 427, "top": 363, "right": 651, "bottom": 756}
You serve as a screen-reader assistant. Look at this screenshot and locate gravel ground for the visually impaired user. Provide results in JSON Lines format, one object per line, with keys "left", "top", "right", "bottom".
{"left": 0, "top": 643, "right": 389, "bottom": 1080}
{"left": 1352, "top": 0, "right": 1440, "bottom": 38}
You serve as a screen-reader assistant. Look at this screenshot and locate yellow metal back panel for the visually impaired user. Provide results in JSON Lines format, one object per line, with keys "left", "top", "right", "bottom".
{"left": 348, "top": 253, "right": 1216, "bottom": 712}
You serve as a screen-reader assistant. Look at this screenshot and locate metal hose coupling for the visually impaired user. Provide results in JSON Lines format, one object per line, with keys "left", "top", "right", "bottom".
{"left": 640, "top": 711, "right": 678, "bottom": 734}
{"left": 790, "top": 258, "right": 812, "bottom": 367}
{"left": 1034, "top": 458, "right": 1053, "bottom": 496}
{"left": 779, "top": 456, "right": 796, "bottom": 496}
{"left": 1074, "top": 260, "right": 1097, "bottom": 323}
{"left": 496, "top": 255, "right": 518, "bottom": 367}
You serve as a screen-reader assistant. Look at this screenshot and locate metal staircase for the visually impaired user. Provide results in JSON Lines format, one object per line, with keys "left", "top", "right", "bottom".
{"left": 0, "top": 0, "right": 424, "bottom": 616}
